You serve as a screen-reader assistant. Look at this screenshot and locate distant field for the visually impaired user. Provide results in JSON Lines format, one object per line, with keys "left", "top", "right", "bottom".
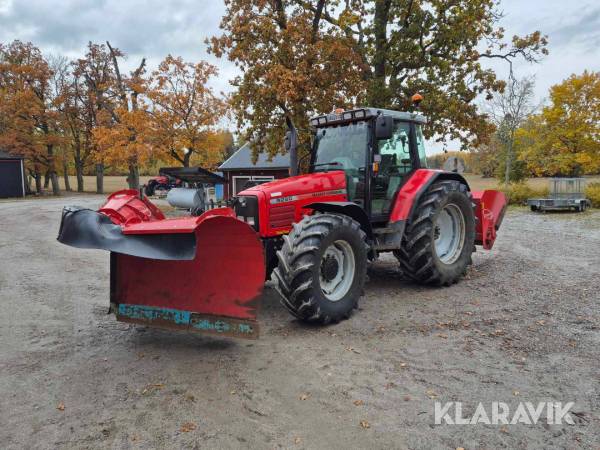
{"left": 57, "top": 175, "right": 154, "bottom": 193}
{"left": 55, "top": 173, "right": 600, "bottom": 194}
{"left": 463, "top": 174, "right": 600, "bottom": 191}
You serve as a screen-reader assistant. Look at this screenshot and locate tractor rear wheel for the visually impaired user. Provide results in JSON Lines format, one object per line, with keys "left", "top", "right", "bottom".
{"left": 272, "top": 213, "right": 368, "bottom": 324}
{"left": 396, "top": 180, "right": 475, "bottom": 286}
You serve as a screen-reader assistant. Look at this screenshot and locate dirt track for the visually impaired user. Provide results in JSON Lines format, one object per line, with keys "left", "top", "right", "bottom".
{"left": 1, "top": 195, "right": 599, "bottom": 449}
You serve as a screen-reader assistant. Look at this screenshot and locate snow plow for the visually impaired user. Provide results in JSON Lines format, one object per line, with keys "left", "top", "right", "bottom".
{"left": 58, "top": 104, "right": 506, "bottom": 339}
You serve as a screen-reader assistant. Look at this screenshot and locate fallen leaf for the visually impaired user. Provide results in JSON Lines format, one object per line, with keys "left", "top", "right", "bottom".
{"left": 513, "top": 390, "right": 520, "bottom": 396}
{"left": 180, "top": 422, "right": 197, "bottom": 432}
{"left": 536, "top": 320, "right": 546, "bottom": 326}
{"left": 437, "top": 333, "right": 448, "bottom": 339}
{"left": 56, "top": 402, "right": 65, "bottom": 411}
{"left": 403, "top": 395, "right": 411, "bottom": 401}
{"left": 294, "top": 437, "right": 302, "bottom": 444}
{"left": 353, "top": 399, "right": 364, "bottom": 406}
{"left": 230, "top": 390, "right": 237, "bottom": 395}
{"left": 456, "top": 447, "right": 465, "bottom": 450}
{"left": 299, "top": 393, "right": 309, "bottom": 400}
{"left": 359, "top": 420, "right": 370, "bottom": 429}
{"left": 500, "top": 426, "right": 508, "bottom": 433}
{"left": 131, "top": 433, "right": 140, "bottom": 442}
{"left": 399, "top": 363, "right": 407, "bottom": 368}
{"left": 426, "top": 389, "right": 437, "bottom": 399}
{"left": 384, "top": 382, "right": 396, "bottom": 390}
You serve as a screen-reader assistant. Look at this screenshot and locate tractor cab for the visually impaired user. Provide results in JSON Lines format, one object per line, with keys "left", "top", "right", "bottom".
{"left": 308, "top": 108, "right": 428, "bottom": 223}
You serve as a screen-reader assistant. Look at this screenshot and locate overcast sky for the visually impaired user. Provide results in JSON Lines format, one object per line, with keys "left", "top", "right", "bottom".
{"left": 1, "top": 0, "right": 598, "bottom": 153}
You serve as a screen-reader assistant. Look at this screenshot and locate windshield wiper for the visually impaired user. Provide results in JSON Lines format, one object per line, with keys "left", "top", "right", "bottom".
{"left": 311, "top": 162, "right": 342, "bottom": 169}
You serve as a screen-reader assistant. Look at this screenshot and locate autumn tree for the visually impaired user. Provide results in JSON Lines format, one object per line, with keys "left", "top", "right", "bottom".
{"left": 210, "top": 0, "right": 548, "bottom": 157}
{"left": 517, "top": 71, "right": 600, "bottom": 176}
{"left": 72, "top": 42, "right": 121, "bottom": 193}
{"left": 92, "top": 42, "right": 149, "bottom": 189}
{"left": 147, "top": 55, "right": 227, "bottom": 167}
{"left": 487, "top": 75, "right": 537, "bottom": 183}
{"left": 0, "top": 40, "right": 63, "bottom": 195}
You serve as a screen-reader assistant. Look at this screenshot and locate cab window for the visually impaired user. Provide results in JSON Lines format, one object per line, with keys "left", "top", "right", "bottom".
{"left": 371, "top": 121, "right": 412, "bottom": 217}
{"left": 415, "top": 125, "right": 428, "bottom": 168}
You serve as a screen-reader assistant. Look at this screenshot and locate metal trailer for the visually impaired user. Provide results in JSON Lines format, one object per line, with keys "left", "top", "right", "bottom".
{"left": 527, "top": 178, "right": 591, "bottom": 212}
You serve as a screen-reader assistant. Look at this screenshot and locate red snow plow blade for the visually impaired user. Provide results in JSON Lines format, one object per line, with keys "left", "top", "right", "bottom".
{"left": 472, "top": 190, "right": 507, "bottom": 250}
{"left": 58, "top": 190, "right": 265, "bottom": 339}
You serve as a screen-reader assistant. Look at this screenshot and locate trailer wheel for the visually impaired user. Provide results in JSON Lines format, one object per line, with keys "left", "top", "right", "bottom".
{"left": 145, "top": 181, "right": 157, "bottom": 197}
{"left": 396, "top": 180, "right": 475, "bottom": 286}
{"left": 272, "top": 213, "right": 368, "bottom": 324}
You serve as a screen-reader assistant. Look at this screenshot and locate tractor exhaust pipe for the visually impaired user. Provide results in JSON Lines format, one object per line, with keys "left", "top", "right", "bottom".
{"left": 285, "top": 116, "right": 298, "bottom": 176}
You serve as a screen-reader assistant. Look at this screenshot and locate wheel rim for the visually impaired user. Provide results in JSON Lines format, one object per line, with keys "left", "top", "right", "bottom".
{"left": 319, "top": 240, "right": 356, "bottom": 301}
{"left": 433, "top": 203, "right": 466, "bottom": 264}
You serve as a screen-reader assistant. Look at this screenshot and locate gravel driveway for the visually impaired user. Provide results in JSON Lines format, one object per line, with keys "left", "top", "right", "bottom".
{"left": 1, "top": 195, "right": 599, "bottom": 449}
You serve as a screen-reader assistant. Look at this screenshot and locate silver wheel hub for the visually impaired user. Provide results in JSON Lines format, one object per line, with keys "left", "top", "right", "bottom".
{"left": 434, "top": 203, "right": 466, "bottom": 264}
{"left": 319, "top": 240, "right": 356, "bottom": 301}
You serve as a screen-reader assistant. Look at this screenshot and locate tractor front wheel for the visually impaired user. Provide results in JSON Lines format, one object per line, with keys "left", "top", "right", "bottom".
{"left": 272, "top": 213, "right": 368, "bottom": 324}
{"left": 396, "top": 180, "right": 475, "bottom": 286}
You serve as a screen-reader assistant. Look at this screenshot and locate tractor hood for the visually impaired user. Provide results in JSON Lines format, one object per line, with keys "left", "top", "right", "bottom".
{"left": 239, "top": 170, "right": 348, "bottom": 200}
{"left": 238, "top": 170, "right": 349, "bottom": 237}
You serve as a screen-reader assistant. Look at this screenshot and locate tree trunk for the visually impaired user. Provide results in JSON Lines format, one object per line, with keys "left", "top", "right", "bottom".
{"left": 50, "top": 172, "right": 60, "bottom": 196}
{"left": 128, "top": 164, "right": 140, "bottom": 189}
{"left": 63, "top": 159, "right": 72, "bottom": 191}
{"left": 96, "top": 163, "right": 104, "bottom": 194}
{"left": 504, "top": 131, "right": 514, "bottom": 185}
{"left": 76, "top": 161, "right": 84, "bottom": 192}
{"left": 44, "top": 171, "right": 50, "bottom": 189}
{"left": 34, "top": 169, "right": 42, "bottom": 194}
{"left": 74, "top": 142, "right": 85, "bottom": 192}
{"left": 183, "top": 151, "right": 191, "bottom": 167}
{"left": 369, "top": 0, "right": 391, "bottom": 107}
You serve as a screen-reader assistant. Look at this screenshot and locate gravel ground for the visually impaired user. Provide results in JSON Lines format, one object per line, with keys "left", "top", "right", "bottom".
{"left": 1, "top": 195, "right": 599, "bottom": 449}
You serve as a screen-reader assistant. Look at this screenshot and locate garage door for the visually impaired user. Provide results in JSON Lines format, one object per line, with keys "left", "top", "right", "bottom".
{"left": 0, "top": 160, "right": 25, "bottom": 198}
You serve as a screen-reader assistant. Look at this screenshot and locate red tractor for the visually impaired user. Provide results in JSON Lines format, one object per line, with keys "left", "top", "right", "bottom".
{"left": 144, "top": 169, "right": 183, "bottom": 196}
{"left": 58, "top": 107, "right": 506, "bottom": 339}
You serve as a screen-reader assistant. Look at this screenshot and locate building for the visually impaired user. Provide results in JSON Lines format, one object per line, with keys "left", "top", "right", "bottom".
{"left": 218, "top": 143, "right": 290, "bottom": 199}
{"left": 0, "top": 150, "right": 26, "bottom": 198}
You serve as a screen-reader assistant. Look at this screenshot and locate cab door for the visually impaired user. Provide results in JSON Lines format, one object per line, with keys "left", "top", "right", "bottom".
{"left": 370, "top": 121, "right": 414, "bottom": 220}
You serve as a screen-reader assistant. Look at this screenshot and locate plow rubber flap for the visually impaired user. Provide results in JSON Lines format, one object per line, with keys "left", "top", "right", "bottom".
{"left": 112, "top": 214, "right": 265, "bottom": 339}
{"left": 472, "top": 190, "right": 507, "bottom": 250}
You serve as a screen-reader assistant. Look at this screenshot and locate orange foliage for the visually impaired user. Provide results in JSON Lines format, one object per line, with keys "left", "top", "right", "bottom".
{"left": 147, "top": 55, "right": 228, "bottom": 167}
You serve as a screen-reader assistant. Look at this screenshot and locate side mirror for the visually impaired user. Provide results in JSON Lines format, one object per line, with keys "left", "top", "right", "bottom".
{"left": 375, "top": 115, "right": 394, "bottom": 140}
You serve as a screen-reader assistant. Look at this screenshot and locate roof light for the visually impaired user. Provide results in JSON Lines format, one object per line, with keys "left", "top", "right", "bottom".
{"left": 342, "top": 111, "right": 353, "bottom": 120}
{"left": 354, "top": 109, "right": 366, "bottom": 119}
{"left": 318, "top": 117, "right": 327, "bottom": 125}
{"left": 310, "top": 118, "right": 319, "bottom": 127}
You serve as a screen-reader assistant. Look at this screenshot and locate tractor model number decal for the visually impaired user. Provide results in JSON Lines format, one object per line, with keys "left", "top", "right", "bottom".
{"left": 270, "top": 189, "right": 346, "bottom": 204}
{"left": 270, "top": 195, "right": 298, "bottom": 204}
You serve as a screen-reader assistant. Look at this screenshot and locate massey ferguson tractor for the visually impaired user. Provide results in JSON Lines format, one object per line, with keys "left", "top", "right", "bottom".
{"left": 58, "top": 105, "right": 506, "bottom": 339}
